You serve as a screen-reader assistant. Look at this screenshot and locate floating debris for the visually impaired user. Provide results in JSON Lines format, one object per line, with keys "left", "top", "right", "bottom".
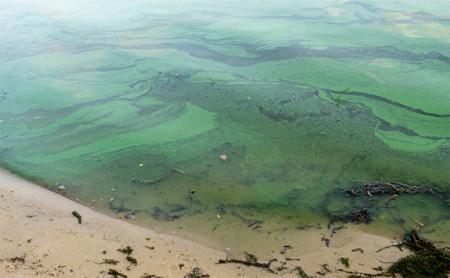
{"left": 124, "top": 213, "right": 136, "bottom": 220}
{"left": 172, "top": 167, "right": 186, "bottom": 174}
{"left": 384, "top": 194, "right": 398, "bottom": 207}
{"left": 350, "top": 208, "right": 371, "bottom": 224}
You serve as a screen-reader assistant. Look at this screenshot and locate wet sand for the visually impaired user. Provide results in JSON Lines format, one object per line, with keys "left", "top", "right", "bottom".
{"left": 0, "top": 169, "right": 411, "bottom": 277}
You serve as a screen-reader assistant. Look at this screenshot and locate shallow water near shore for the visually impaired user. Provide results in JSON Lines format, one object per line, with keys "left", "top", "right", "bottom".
{"left": 1, "top": 0, "right": 449, "bottom": 254}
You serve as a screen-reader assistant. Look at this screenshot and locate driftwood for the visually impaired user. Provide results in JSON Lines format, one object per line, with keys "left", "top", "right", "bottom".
{"left": 384, "top": 194, "right": 398, "bottom": 207}
{"left": 405, "top": 229, "right": 437, "bottom": 251}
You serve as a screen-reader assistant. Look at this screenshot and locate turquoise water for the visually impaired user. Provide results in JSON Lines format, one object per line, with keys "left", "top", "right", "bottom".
{"left": 0, "top": 0, "right": 449, "bottom": 253}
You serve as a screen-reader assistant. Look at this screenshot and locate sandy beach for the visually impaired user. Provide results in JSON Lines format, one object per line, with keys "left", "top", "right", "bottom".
{"left": 0, "top": 169, "right": 411, "bottom": 278}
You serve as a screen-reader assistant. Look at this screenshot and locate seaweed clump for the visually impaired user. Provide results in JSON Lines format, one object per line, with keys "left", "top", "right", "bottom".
{"left": 100, "top": 259, "right": 119, "bottom": 265}
{"left": 388, "top": 229, "right": 450, "bottom": 278}
{"left": 117, "top": 246, "right": 133, "bottom": 255}
{"left": 126, "top": 255, "right": 137, "bottom": 265}
{"left": 339, "top": 257, "right": 350, "bottom": 268}
{"left": 108, "top": 268, "right": 127, "bottom": 278}
{"left": 184, "top": 267, "right": 210, "bottom": 278}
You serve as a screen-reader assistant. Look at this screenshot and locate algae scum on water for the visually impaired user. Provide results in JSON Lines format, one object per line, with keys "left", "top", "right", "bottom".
{"left": 0, "top": 0, "right": 449, "bottom": 251}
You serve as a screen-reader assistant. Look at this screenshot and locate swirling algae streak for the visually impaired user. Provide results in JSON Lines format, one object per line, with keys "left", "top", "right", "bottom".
{"left": 121, "top": 43, "right": 450, "bottom": 67}
{"left": 24, "top": 102, "right": 216, "bottom": 163}
{"left": 362, "top": 70, "right": 385, "bottom": 85}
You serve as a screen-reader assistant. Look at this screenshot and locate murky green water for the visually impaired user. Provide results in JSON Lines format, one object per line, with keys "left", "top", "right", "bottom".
{"left": 1, "top": 0, "right": 449, "bottom": 253}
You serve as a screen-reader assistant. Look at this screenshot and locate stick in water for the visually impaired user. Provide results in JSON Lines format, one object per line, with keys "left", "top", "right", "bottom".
{"left": 188, "top": 190, "right": 195, "bottom": 214}
{"left": 384, "top": 194, "right": 398, "bottom": 207}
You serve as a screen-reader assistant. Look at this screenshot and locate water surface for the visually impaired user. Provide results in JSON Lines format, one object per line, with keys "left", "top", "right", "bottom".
{"left": 1, "top": 0, "right": 449, "bottom": 253}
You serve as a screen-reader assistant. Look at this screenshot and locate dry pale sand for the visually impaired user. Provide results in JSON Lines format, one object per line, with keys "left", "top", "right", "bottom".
{"left": 0, "top": 169, "right": 411, "bottom": 278}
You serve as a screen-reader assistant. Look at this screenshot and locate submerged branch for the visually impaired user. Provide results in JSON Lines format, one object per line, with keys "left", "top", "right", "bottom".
{"left": 344, "top": 181, "right": 447, "bottom": 199}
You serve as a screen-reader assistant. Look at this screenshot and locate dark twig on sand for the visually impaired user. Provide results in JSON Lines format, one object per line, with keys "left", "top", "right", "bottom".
{"left": 107, "top": 268, "right": 127, "bottom": 278}
{"left": 72, "top": 211, "right": 82, "bottom": 224}
{"left": 217, "top": 252, "right": 277, "bottom": 273}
